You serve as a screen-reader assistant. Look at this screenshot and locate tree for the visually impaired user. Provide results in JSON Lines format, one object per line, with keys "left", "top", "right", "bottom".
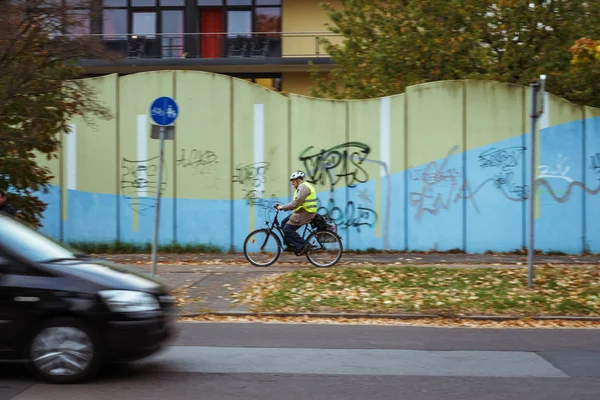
{"left": 569, "top": 37, "right": 600, "bottom": 65}
{"left": 310, "top": 0, "right": 600, "bottom": 106}
{"left": 0, "top": 0, "right": 111, "bottom": 227}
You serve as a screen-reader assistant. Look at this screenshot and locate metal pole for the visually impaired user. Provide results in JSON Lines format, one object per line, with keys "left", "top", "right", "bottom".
{"left": 528, "top": 83, "right": 539, "bottom": 288}
{"left": 151, "top": 126, "right": 166, "bottom": 277}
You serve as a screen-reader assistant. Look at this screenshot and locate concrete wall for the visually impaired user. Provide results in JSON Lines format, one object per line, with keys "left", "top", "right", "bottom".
{"left": 37, "top": 72, "right": 600, "bottom": 253}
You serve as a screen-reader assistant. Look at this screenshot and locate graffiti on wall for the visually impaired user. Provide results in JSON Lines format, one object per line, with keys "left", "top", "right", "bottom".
{"left": 590, "top": 152, "right": 600, "bottom": 181}
{"left": 410, "top": 145, "right": 600, "bottom": 221}
{"left": 317, "top": 198, "right": 378, "bottom": 231}
{"left": 409, "top": 146, "right": 479, "bottom": 221}
{"left": 299, "top": 142, "right": 370, "bottom": 188}
{"left": 298, "top": 142, "right": 390, "bottom": 246}
{"left": 232, "top": 162, "right": 277, "bottom": 209}
{"left": 478, "top": 145, "right": 528, "bottom": 199}
{"left": 121, "top": 157, "right": 167, "bottom": 214}
{"left": 538, "top": 154, "right": 574, "bottom": 183}
{"left": 176, "top": 148, "right": 218, "bottom": 175}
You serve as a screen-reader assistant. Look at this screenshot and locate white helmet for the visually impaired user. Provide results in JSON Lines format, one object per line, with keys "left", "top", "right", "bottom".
{"left": 289, "top": 171, "right": 305, "bottom": 180}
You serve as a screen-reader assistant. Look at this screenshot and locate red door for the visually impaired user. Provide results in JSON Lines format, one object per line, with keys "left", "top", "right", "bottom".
{"left": 200, "top": 9, "right": 223, "bottom": 58}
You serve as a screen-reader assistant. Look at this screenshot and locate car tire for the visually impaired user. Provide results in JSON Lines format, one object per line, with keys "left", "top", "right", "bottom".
{"left": 25, "top": 317, "right": 104, "bottom": 384}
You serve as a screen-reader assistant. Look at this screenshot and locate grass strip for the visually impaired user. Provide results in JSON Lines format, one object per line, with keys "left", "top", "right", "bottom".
{"left": 233, "top": 266, "right": 600, "bottom": 316}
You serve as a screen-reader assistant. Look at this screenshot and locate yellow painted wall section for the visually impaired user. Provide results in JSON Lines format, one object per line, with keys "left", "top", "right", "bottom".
{"left": 548, "top": 93, "right": 585, "bottom": 126}
{"left": 347, "top": 98, "right": 381, "bottom": 241}
{"left": 175, "top": 71, "right": 231, "bottom": 200}
{"left": 35, "top": 148, "right": 61, "bottom": 187}
{"left": 406, "top": 80, "right": 465, "bottom": 168}
{"left": 586, "top": 106, "right": 600, "bottom": 119}
{"left": 232, "top": 78, "right": 289, "bottom": 234}
{"left": 465, "top": 80, "right": 525, "bottom": 150}
{"left": 69, "top": 74, "right": 119, "bottom": 195}
{"left": 119, "top": 71, "right": 175, "bottom": 232}
{"left": 290, "top": 94, "right": 347, "bottom": 196}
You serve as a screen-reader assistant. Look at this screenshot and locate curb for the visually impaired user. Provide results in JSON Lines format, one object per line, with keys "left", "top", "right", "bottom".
{"left": 177, "top": 311, "right": 600, "bottom": 322}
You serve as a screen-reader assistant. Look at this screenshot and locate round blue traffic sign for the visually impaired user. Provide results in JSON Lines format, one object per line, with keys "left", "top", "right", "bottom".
{"left": 150, "top": 96, "right": 179, "bottom": 126}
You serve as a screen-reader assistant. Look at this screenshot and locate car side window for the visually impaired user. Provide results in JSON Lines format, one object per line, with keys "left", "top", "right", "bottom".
{"left": 0, "top": 253, "right": 31, "bottom": 275}
{"left": 0, "top": 254, "right": 13, "bottom": 274}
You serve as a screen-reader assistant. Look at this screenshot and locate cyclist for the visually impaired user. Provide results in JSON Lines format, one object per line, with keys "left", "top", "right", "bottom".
{"left": 274, "top": 171, "right": 318, "bottom": 255}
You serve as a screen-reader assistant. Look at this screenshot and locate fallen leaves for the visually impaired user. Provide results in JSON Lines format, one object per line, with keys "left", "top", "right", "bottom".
{"left": 178, "top": 314, "right": 600, "bottom": 329}
{"left": 171, "top": 288, "right": 202, "bottom": 307}
{"left": 231, "top": 266, "right": 600, "bottom": 317}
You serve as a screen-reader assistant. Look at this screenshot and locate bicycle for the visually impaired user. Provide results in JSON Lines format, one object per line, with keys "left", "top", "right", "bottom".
{"left": 243, "top": 208, "right": 343, "bottom": 268}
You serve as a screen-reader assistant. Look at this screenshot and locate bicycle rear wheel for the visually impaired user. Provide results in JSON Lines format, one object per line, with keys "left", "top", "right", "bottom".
{"left": 243, "top": 229, "right": 282, "bottom": 267}
{"left": 305, "top": 230, "right": 343, "bottom": 268}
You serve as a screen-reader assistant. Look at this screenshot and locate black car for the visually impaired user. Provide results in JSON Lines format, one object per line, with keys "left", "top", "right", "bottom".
{"left": 0, "top": 214, "right": 176, "bottom": 383}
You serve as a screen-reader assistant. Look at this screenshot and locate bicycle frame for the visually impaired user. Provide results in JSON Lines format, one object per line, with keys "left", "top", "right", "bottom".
{"left": 260, "top": 210, "right": 314, "bottom": 251}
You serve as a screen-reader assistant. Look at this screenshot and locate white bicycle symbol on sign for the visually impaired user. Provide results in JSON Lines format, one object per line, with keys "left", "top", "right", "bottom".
{"left": 151, "top": 106, "right": 177, "bottom": 119}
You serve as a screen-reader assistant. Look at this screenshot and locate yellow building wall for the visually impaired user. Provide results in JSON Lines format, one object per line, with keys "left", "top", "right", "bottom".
{"left": 282, "top": 0, "right": 343, "bottom": 56}
{"left": 282, "top": 72, "right": 315, "bottom": 96}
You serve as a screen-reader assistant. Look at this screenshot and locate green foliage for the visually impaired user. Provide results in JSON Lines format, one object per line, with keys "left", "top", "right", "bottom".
{"left": 68, "top": 241, "right": 223, "bottom": 254}
{"left": 0, "top": 0, "right": 112, "bottom": 227}
{"left": 311, "top": 0, "right": 600, "bottom": 107}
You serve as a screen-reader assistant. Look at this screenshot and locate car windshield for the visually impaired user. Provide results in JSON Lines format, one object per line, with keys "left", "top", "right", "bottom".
{"left": 0, "top": 216, "right": 77, "bottom": 263}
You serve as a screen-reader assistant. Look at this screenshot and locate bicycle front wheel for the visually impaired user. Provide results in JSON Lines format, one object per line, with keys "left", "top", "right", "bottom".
{"left": 305, "top": 230, "right": 343, "bottom": 268}
{"left": 243, "top": 229, "right": 282, "bottom": 267}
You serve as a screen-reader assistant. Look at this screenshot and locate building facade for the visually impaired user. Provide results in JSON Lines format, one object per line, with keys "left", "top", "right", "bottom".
{"left": 74, "top": 0, "right": 342, "bottom": 94}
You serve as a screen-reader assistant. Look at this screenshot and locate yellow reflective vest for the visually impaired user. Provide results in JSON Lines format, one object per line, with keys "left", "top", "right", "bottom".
{"left": 294, "top": 182, "right": 317, "bottom": 213}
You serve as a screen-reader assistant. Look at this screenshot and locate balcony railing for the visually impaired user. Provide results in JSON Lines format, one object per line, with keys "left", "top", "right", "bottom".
{"left": 61, "top": 32, "right": 343, "bottom": 60}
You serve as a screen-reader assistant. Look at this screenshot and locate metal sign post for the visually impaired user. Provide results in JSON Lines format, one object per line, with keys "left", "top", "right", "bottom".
{"left": 149, "top": 96, "right": 179, "bottom": 277}
{"left": 528, "top": 75, "right": 546, "bottom": 288}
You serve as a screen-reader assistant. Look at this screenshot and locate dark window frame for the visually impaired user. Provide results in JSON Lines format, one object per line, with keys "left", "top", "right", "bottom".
{"left": 102, "top": 0, "right": 185, "bottom": 36}
{"left": 196, "top": 0, "right": 281, "bottom": 34}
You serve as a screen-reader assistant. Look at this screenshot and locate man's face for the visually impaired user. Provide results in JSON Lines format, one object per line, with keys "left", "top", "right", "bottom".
{"left": 291, "top": 179, "right": 300, "bottom": 189}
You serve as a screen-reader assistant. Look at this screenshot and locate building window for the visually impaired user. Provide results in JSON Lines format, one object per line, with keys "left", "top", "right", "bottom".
{"left": 132, "top": 12, "right": 156, "bottom": 38}
{"left": 230, "top": 74, "right": 282, "bottom": 92}
{"left": 227, "top": 10, "right": 251, "bottom": 37}
{"left": 67, "top": 9, "right": 91, "bottom": 35}
{"left": 131, "top": 0, "right": 156, "bottom": 6}
{"left": 162, "top": 10, "right": 184, "bottom": 57}
{"left": 197, "top": 0, "right": 223, "bottom": 5}
{"left": 103, "top": 9, "right": 127, "bottom": 38}
{"left": 198, "top": 0, "right": 282, "bottom": 58}
{"left": 227, "top": 0, "right": 251, "bottom": 5}
{"left": 255, "top": 7, "right": 280, "bottom": 33}
{"left": 102, "top": 0, "right": 185, "bottom": 57}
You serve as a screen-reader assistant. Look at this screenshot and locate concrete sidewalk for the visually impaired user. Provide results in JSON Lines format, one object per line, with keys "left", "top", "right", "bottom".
{"left": 96, "top": 252, "right": 600, "bottom": 317}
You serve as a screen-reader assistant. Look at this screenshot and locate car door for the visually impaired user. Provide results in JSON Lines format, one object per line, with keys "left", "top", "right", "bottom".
{"left": 0, "top": 254, "right": 20, "bottom": 354}
{"left": 0, "top": 255, "right": 55, "bottom": 357}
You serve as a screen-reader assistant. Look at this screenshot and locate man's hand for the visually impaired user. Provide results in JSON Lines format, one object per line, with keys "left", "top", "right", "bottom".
{"left": 274, "top": 203, "right": 283, "bottom": 211}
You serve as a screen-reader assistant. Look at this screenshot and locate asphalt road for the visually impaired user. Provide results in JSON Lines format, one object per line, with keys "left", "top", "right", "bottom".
{"left": 3, "top": 322, "right": 600, "bottom": 400}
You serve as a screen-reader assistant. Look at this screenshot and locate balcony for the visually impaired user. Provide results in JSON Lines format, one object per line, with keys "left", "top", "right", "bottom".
{"left": 102, "top": 32, "right": 341, "bottom": 58}
{"left": 70, "top": 32, "right": 342, "bottom": 74}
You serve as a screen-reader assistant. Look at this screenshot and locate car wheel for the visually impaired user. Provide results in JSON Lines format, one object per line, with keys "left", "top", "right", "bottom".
{"left": 26, "top": 317, "right": 104, "bottom": 384}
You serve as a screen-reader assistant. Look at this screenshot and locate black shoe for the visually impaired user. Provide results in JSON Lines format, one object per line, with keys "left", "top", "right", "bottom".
{"left": 283, "top": 246, "right": 295, "bottom": 253}
{"left": 297, "top": 243, "right": 311, "bottom": 256}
